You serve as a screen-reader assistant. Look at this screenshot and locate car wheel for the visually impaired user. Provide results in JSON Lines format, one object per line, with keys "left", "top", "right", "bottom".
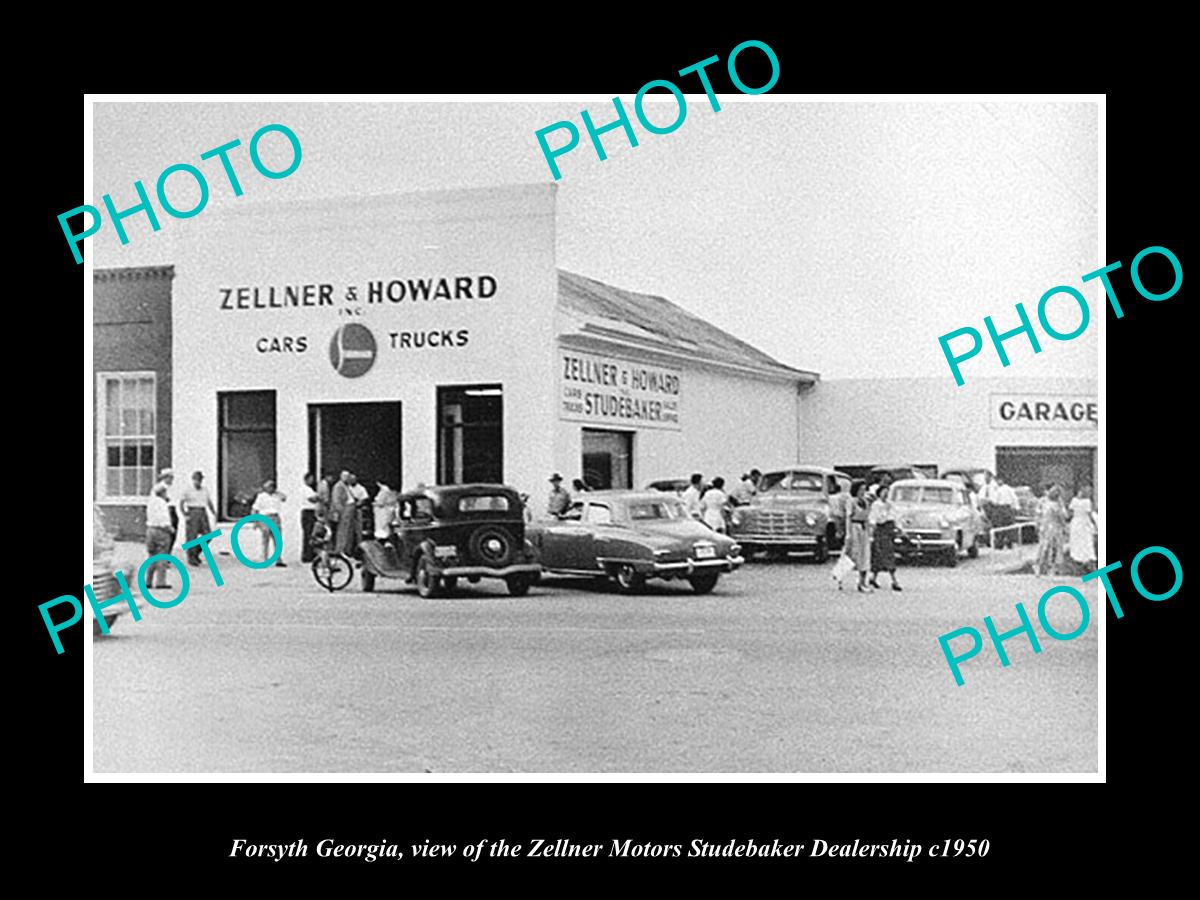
{"left": 613, "top": 564, "right": 646, "bottom": 594}
{"left": 813, "top": 537, "right": 829, "bottom": 564}
{"left": 688, "top": 571, "right": 720, "bottom": 594}
{"left": 468, "top": 526, "right": 515, "bottom": 567}
{"left": 414, "top": 555, "right": 443, "bottom": 599}
{"left": 361, "top": 569, "right": 376, "bottom": 592}
{"left": 506, "top": 574, "right": 533, "bottom": 596}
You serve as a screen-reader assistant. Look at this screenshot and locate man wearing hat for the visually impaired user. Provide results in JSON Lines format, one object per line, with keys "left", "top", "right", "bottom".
{"left": 154, "top": 468, "right": 179, "bottom": 546}
{"left": 144, "top": 481, "right": 175, "bottom": 589}
{"left": 546, "top": 473, "right": 572, "bottom": 518}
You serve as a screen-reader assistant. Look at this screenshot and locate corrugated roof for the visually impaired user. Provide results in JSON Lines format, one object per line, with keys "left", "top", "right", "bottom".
{"left": 558, "top": 269, "right": 814, "bottom": 380}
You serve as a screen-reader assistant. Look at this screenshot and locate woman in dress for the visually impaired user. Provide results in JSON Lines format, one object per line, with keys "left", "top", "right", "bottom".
{"left": 846, "top": 482, "right": 873, "bottom": 592}
{"left": 700, "top": 476, "right": 730, "bottom": 533}
{"left": 1067, "top": 483, "right": 1098, "bottom": 572}
{"left": 868, "top": 485, "right": 903, "bottom": 591}
{"left": 1035, "top": 485, "right": 1067, "bottom": 576}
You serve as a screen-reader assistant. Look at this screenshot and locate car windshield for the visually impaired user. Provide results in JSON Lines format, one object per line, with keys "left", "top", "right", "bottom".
{"left": 892, "top": 486, "right": 921, "bottom": 503}
{"left": 627, "top": 499, "right": 686, "bottom": 521}
{"left": 921, "top": 487, "right": 958, "bottom": 504}
{"left": 761, "top": 472, "right": 822, "bottom": 492}
{"left": 458, "top": 495, "right": 511, "bottom": 512}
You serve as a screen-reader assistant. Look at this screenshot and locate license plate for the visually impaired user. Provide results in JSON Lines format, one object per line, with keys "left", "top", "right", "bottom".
{"left": 695, "top": 545, "right": 716, "bottom": 559}
{"left": 434, "top": 545, "right": 457, "bottom": 559}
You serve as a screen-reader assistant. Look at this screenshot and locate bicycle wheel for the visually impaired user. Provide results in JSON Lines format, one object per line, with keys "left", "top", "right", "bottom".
{"left": 312, "top": 555, "right": 354, "bottom": 592}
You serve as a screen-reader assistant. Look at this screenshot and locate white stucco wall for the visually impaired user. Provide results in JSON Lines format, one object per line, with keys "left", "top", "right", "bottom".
{"left": 797, "top": 376, "right": 1098, "bottom": 471}
{"left": 172, "top": 185, "right": 559, "bottom": 558}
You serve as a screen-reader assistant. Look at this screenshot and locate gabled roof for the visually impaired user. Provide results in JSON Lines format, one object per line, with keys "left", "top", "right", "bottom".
{"left": 558, "top": 269, "right": 816, "bottom": 381}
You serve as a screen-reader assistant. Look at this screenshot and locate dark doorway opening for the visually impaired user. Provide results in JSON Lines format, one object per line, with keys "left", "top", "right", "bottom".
{"left": 309, "top": 402, "right": 402, "bottom": 498}
{"left": 437, "top": 384, "right": 503, "bottom": 484}
{"left": 582, "top": 428, "right": 633, "bottom": 490}
{"left": 218, "top": 390, "right": 276, "bottom": 520}
{"left": 996, "top": 445, "right": 1098, "bottom": 502}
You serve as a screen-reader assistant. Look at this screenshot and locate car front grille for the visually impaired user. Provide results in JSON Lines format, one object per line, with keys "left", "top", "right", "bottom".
{"left": 736, "top": 510, "right": 806, "bottom": 536}
{"left": 904, "top": 530, "right": 944, "bottom": 542}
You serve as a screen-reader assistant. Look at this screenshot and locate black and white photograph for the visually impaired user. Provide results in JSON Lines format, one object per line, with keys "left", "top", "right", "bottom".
{"left": 84, "top": 96, "right": 1100, "bottom": 775}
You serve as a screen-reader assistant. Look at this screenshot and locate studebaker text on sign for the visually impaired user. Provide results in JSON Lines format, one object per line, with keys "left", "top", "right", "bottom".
{"left": 990, "top": 394, "right": 1097, "bottom": 429}
{"left": 560, "top": 351, "right": 681, "bottom": 430}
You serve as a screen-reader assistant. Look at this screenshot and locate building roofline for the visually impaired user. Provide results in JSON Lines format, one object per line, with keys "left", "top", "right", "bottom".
{"left": 94, "top": 265, "right": 175, "bottom": 282}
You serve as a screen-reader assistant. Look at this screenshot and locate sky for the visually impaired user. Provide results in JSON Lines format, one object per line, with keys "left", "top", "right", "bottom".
{"left": 92, "top": 99, "right": 1098, "bottom": 381}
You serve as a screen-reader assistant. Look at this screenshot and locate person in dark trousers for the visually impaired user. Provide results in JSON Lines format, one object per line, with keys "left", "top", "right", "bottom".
{"left": 179, "top": 471, "right": 218, "bottom": 565}
{"left": 300, "top": 472, "right": 320, "bottom": 563}
{"left": 868, "top": 485, "right": 903, "bottom": 591}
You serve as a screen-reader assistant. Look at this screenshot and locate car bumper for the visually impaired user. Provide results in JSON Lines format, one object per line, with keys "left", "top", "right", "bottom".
{"left": 643, "top": 555, "right": 744, "bottom": 575}
{"left": 433, "top": 562, "right": 541, "bottom": 578}
{"left": 897, "top": 536, "right": 955, "bottom": 549}
{"left": 731, "top": 533, "right": 819, "bottom": 546}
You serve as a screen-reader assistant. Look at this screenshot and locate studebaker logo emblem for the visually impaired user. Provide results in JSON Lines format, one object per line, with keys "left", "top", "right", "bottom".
{"left": 329, "top": 323, "right": 377, "bottom": 378}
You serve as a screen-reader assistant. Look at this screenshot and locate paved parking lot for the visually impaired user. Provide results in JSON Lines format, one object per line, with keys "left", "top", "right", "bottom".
{"left": 93, "top": 549, "right": 1097, "bottom": 773}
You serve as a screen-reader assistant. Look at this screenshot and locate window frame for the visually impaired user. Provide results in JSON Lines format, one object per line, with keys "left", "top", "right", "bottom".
{"left": 95, "top": 371, "right": 157, "bottom": 503}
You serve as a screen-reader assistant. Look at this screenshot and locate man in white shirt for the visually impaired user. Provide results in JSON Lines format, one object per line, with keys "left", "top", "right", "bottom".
{"left": 251, "top": 479, "right": 288, "bottom": 567}
{"left": 300, "top": 473, "right": 320, "bottom": 563}
{"left": 729, "top": 469, "right": 761, "bottom": 506}
{"left": 991, "top": 476, "right": 1019, "bottom": 548}
{"left": 144, "top": 482, "right": 175, "bottom": 589}
{"left": 681, "top": 473, "right": 704, "bottom": 519}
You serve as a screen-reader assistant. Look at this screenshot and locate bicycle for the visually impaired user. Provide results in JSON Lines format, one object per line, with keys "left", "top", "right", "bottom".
{"left": 311, "top": 550, "right": 356, "bottom": 592}
{"left": 308, "top": 522, "right": 356, "bottom": 592}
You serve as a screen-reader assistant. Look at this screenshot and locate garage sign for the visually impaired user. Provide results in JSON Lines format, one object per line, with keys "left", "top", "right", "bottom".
{"left": 990, "top": 393, "right": 1097, "bottom": 429}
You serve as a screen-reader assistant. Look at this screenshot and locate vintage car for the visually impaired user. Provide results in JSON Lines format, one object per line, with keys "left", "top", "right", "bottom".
{"left": 940, "top": 466, "right": 993, "bottom": 494}
{"left": 92, "top": 505, "right": 133, "bottom": 636}
{"left": 728, "top": 466, "right": 851, "bottom": 562}
{"left": 645, "top": 477, "right": 697, "bottom": 495}
{"left": 867, "top": 463, "right": 938, "bottom": 487}
{"left": 358, "top": 484, "right": 541, "bottom": 598}
{"left": 888, "top": 478, "right": 986, "bottom": 566}
{"left": 527, "top": 491, "right": 743, "bottom": 594}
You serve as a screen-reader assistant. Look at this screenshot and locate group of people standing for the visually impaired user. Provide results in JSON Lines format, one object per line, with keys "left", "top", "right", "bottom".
{"left": 142, "top": 468, "right": 286, "bottom": 590}
{"left": 836, "top": 481, "right": 903, "bottom": 593}
{"left": 1033, "top": 482, "right": 1096, "bottom": 576}
{"left": 300, "top": 471, "right": 378, "bottom": 561}
{"left": 681, "top": 470, "right": 762, "bottom": 533}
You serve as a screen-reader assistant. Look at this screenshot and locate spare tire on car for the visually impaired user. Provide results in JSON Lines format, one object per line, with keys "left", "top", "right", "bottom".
{"left": 468, "top": 526, "right": 515, "bottom": 567}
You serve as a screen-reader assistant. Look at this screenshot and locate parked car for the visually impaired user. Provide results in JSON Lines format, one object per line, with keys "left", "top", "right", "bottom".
{"left": 358, "top": 484, "right": 541, "bottom": 598}
{"left": 728, "top": 466, "right": 851, "bottom": 562}
{"left": 868, "top": 463, "right": 938, "bottom": 487}
{"left": 92, "top": 505, "right": 132, "bottom": 636}
{"left": 888, "top": 478, "right": 987, "bottom": 566}
{"left": 1013, "top": 485, "right": 1038, "bottom": 521}
{"left": 645, "top": 477, "right": 700, "bottom": 495}
{"left": 527, "top": 491, "right": 743, "bottom": 594}
{"left": 940, "top": 466, "right": 993, "bottom": 494}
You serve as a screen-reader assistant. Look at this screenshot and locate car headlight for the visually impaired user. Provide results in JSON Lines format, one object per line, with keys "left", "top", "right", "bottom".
{"left": 939, "top": 517, "right": 950, "bottom": 528}
{"left": 731, "top": 510, "right": 743, "bottom": 526}
{"left": 805, "top": 513, "right": 817, "bottom": 526}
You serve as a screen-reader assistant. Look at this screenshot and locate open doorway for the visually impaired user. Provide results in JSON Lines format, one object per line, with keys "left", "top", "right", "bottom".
{"left": 581, "top": 428, "right": 633, "bottom": 489}
{"left": 308, "top": 402, "right": 402, "bottom": 498}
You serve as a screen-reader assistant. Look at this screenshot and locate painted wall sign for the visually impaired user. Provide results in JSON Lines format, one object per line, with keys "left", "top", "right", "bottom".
{"left": 559, "top": 351, "right": 681, "bottom": 430}
{"left": 990, "top": 393, "right": 1097, "bottom": 429}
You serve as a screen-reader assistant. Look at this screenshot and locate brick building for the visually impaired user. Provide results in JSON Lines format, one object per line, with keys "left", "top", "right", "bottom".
{"left": 93, "top": 266, "right": 174, "bottom": 540}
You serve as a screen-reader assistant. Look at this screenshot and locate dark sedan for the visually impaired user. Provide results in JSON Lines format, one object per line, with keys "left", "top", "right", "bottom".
{"left": 527, "top": 491, "right": 744, "bottom": 594}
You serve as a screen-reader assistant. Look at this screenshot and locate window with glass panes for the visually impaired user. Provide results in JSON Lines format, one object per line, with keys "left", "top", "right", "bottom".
{"left": 99, "top": 373, "right": 156, "bottom": 499}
